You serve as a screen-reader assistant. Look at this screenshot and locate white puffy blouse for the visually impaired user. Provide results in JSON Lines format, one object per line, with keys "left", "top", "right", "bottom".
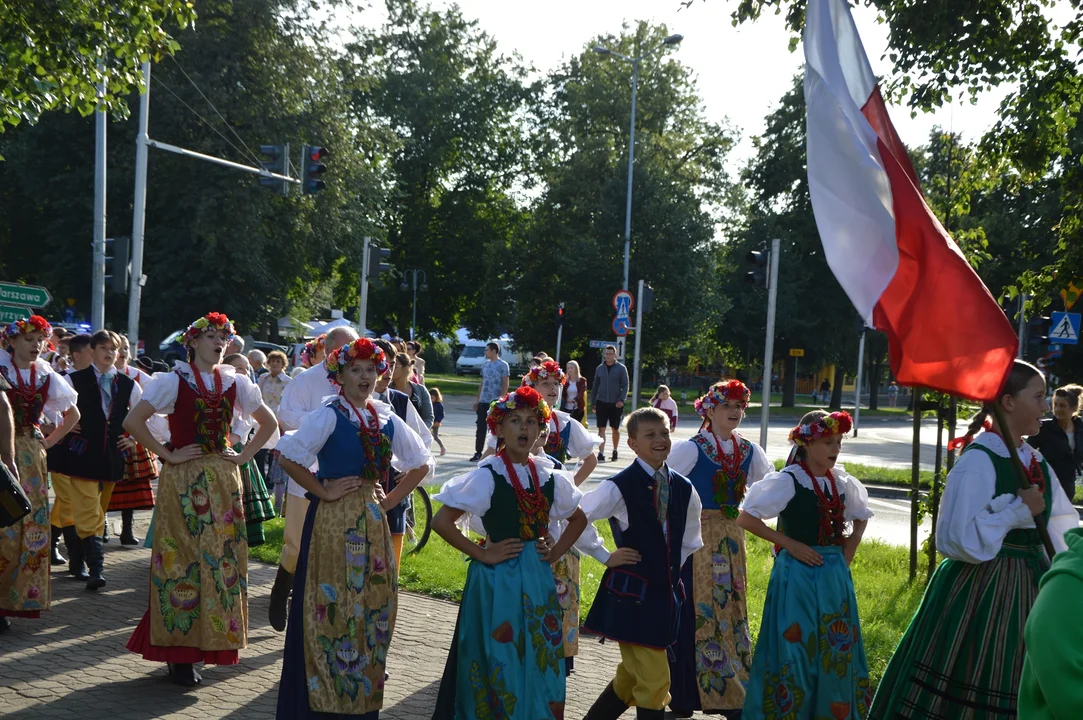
{"left": 741, "top": 463, "right": 874, "bottom": 523}
{"left": 141, "top": 361, "right": 263, "bottom": 421}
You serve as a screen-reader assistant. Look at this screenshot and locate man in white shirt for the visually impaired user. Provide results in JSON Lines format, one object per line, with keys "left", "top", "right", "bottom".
{"left": 268, "top": 325, "right": 359, "bottom": 631}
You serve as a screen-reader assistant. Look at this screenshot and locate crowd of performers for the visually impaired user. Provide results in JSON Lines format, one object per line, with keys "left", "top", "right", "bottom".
{"left": 0, "top": 310, "right": 1079, "bottom": 719}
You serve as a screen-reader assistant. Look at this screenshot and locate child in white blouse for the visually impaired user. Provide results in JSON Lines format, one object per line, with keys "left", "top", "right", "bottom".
{"left": 737, "top": 410, "right": 873, "bottom": 719}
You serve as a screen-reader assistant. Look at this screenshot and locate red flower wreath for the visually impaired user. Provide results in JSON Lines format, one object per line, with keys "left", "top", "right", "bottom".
{"left": 523, "top": 360, "right": 567, "bottom": 387}
{"left": 326, "top": 338, "right": 389, "bottom": 385}
{"left": 695, "top": 379, "right": 751, "bottom": 418}
{"left": 487, "top": 386, "right": 552, "bottom": 435}
{"left": 182, "top": 312, "right": 236, "bottom": 347}
{"left": 3, "top": 315, "right": 52, "bottom": 340}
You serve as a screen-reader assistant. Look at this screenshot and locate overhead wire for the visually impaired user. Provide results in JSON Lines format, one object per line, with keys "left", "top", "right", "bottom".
{"left": 151, "top": 76, "right": 256, "bottom": 164}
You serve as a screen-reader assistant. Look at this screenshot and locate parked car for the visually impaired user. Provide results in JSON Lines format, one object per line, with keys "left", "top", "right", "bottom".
{"left": 159, "top": 330, "right": 185, "bottom": 365}
{"left": 455, "top": 337, "right": 529, "bottom": 375}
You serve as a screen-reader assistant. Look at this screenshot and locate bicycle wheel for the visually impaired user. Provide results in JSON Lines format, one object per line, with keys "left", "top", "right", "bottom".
{"left": 403, "top": 485, "right": 433, "bottom": 555}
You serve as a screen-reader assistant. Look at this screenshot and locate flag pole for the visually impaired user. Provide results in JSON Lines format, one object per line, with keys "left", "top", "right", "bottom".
{"left": 990, "top": 403, "right": 1056, "bottom": 559}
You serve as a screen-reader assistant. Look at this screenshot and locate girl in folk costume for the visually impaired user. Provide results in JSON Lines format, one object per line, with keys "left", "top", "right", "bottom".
{"left": 522, "top": 360, "right": 599, "bottom": 674}
{"left": 869, "top": 360, "right": 1079, "bottom": 719}
{"left": 224, "top": 354, "right": 278, "bottom": 548}
{"left": 737, "top": 410, "right": 873, "bottom": 720}
{"left": 0, "top": 316, "right": 79, "bottom": 631}
{"left": 666, "top": 380, "right": 772, "bottom": 718}
{"left": 274, "top": 338, "right": 432, "bottom": 719}
{"left": 123, "top": 313, "right": 276, "bottom": 687}
{"left": 109, "top": 334, "right": 158, "bottom": 545}
{"left": 431, "top": 387, "right": 589, "bottom": 719}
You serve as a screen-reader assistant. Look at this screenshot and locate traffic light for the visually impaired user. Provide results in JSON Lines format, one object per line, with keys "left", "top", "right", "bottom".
{"left": 367, "top": 245, "right": 391, "bottom": 280}
{"left": 301, "top": 144, "right": 328, "bottom": 195}
{"left": 1027, "top": 316, "right": 1052, "bottom": 345}
{"left": 556, "top": 302, "right": 566, "bottom": 327}
{"left": 745, "top": 250, "right": 769, "bottom": 286}
{"left": 104, "top": 236, "right": 130, "bottom": 294}
{"left": 258, "top": 144, "right": 288, "bottom": 195}
{"left": 641, "top": 285, "right": 655, "bottom": 314}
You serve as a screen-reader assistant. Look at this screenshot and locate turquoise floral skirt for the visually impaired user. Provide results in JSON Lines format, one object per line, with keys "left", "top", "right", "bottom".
{"left": 744, "top": 546, "right": 871, "bottom": 720}
{"left": 432, "top": 540, "right": 566, "bottom": 719}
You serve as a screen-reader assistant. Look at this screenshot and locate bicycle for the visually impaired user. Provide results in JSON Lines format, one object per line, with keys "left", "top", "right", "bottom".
{"left": 402, "top": 485, "right": 433, "bottom": 555}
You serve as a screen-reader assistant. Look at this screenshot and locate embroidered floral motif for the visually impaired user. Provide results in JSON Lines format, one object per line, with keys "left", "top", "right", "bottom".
{"left": 818, "top": 602, "right": 855, "bottom": 678}
{"left": 365, "top": 605, "right": 393, "bottom": 666}
{"left": 855, "top": 675, "right": 872, "bottom": 717}
{"left": 761, "top": 662, "right": 805, "bottom": 720}
{"left": 345, "top": 522, "right": 370, "bottom": 593}
{"left": 203, "top": 540, "right": 242, "bottom": 611}
{"left": 735, "top": 619, "right": 753, "bottom": 670}
{"left": 179, "top": 471, "right": 215, "bottom": 537}
{"left": 154, "top": 562, "right": 201, "bottom": 634}
{"left": 523, "top": 591, "right": 564, "bottom": 675}
{"left": 469, "top": 660, "right": 518, "bottom": 720}
{"left": 318, "top": 618, "right": 371, "bottom": 700}
{"left": 692, "top": 434, "right": 751, "bottom": 517}
{"left": 696, "top": 637, "right": 737, "bottom": 695}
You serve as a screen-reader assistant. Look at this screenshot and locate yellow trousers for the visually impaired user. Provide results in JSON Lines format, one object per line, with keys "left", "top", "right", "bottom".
{"left": 392, "top": 533, "right": 404, "bottom": 570}
{"left": 59, "top": 474, "right": 115, "bottom": 539}
{"left": 278, "top": 493, "right": 310, "bottom": 574}
{"left": 49, "top": 473, "right": 74, "bottom": 528}
{"left": 613, "top": 642, "right": 672, "bottom": 710}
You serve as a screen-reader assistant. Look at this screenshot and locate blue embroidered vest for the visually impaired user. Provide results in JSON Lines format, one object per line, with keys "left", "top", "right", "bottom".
{"left": 686, "top": 433, "right": 754, "bottom": 517}
{"left": 315, "top": 403, "right": 395, "bottom": 483}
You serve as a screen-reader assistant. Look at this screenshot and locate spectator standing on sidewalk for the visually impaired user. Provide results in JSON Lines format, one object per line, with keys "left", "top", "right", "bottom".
{"left": 470, "top": 342, "right": 509, "bottom": 462}
{"left": 561, "top": 360, "right": 588, "bottom": 423}
{"left": 592, "top": 345, "right": 629, "bottom": 463}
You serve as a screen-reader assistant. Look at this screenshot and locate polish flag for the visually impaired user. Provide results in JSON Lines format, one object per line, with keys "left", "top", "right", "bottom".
{"left": 803, "top": 0, "right": 1018, "bottom": 401}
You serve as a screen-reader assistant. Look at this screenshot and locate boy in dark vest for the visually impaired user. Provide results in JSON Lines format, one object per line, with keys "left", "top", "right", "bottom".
{"left": 49, "top": 330, "right": 139, "bottom": 590}
{"left": 580, "top": 406, "right": 704, "bottom": 719}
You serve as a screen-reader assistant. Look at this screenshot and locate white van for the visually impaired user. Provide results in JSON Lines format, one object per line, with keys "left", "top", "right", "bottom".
{"left": 455, "top": 336, "right": 528, "bottom": 375}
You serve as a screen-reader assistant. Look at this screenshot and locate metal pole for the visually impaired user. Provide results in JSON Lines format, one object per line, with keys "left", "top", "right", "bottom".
{"left": 411, "top": 271, "right": 418, "bottom": 341}
{"left": 853, "top": 327, "right": 866, "bottom": 436}
{"left": 359, "top": 236, "right": 370, "bottom": 332}
{"left": 759, "top": 238, "right": 781, "bottom": 450}
{"left": 555, "top": 325, "right": 563, "bottom": 365}
{"left": 92, "top": 78, "right": 107, "bottom": 331}
{"left": 927, "top": 401, "right": 945, "bottom": 582}
{"left": 128, "top": 61, "right": 151, "bottom": 347}
{"left": 621, "top": 59, "right": 639, "bottom": 292}
{"left": 910, "top": 388, "right": 922, "bottom": 580}
{"left": 631, "top": 279, "right": 645, "bottom": 411}
{"left": 1017, "top": 292, "right": 1027, "bottom": 358}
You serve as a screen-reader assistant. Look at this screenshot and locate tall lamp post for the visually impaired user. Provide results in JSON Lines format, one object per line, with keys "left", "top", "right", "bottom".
{"left": 400, "top": 269, "right": 428, "bottom": 340}
{"left": 593, "top": 33, "right": 683, "bottom": 292}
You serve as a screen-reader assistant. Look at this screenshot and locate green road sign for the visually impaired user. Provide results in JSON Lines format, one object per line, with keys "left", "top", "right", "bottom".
{"left": 0, "top": 304, "right": 35, "bottom": 324}
{"left": 0, "top": 282, "right": 51, "bottom": 308}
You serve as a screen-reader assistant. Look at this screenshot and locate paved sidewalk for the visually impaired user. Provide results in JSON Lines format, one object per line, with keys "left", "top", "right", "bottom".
{"left": 0, "top": 520, "right": 713, "bottom": 719}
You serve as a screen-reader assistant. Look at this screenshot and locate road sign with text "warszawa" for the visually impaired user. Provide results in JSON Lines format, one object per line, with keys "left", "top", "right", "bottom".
{"left": 0, "top": 282, "right": 51, "bottom": 309}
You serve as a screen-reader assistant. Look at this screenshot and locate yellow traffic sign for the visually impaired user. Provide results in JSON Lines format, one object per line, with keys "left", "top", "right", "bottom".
{"left": 789, "top": 348, "right": 805, "bottom": 357}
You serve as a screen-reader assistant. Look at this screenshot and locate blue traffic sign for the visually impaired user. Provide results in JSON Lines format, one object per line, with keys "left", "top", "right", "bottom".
{"left": 1050, "top": 312, "right": 1080, "bottom": 345}
{"left": 612, "top": 317, "right": 629, "bottom": 337}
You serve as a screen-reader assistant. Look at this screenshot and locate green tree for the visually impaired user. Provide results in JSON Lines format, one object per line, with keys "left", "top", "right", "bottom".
{"left": 0, "top": 0, "right": 196, "bottom": 131}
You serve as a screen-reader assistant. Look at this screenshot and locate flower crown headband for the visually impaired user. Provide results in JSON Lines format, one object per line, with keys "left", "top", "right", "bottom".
{"left": 523, "top": 360, "right": 566, "bottom": 388}
{"left": 301, "top": 333, "right": 327, "bottom": 366}
{"left": 3, "top": 315, "right": 52, "bottom": 341}
{"left": 183, "top": 312, "right": 235, "bottom": 347}
{"left": 695, "top": 379, "right": 751, "bottom": 418}
{"left": 788, "top": 411, "right": 853, "bottom": 447}
{"left": 487, "top": 386, "right": 552, "bottom": 434}
{"left": 326, "top": 338, "right": 388, "bottom": 385}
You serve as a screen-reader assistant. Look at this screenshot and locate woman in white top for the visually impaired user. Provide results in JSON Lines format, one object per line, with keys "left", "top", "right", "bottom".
{"left": 869, "top": 360, "right": 1079, "bottom": 719}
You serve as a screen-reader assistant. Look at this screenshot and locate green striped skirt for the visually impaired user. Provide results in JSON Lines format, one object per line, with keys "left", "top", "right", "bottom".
{"left": 234, "top": 443, "right": 275, "bottom": 547}
{"left": 868, "top": 545, "right": 1047, "bottom": 719}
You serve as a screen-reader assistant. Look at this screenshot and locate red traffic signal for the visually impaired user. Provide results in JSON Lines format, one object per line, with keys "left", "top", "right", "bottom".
{"left": 301, "top": 144, "right": 328, "bottom": 194}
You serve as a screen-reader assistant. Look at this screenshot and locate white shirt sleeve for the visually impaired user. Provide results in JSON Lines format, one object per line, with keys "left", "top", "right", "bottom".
{"left": 668, "top": 439, "right": 699, "bottom": 477}
{"left": 747, "top": 441, "right": 773, "bottom": 486}
{"left": 147, "top": 413, "right": 171, "bottom": 445}
{"left": 681, "top": 488, "right": 704, "bottom": 566}
{"left": 834, "top": 467, "right": 874, "bottom": 522}
{"left": 572, "top": 521, "right": 611, "bottom": 564}
{"left": 387, "top": 413, "right": 435, "bottom": 475}
{"left": 433, "top": 466, "right": 495, "bottom": 516}
{"left": 563, "top": 415, "right": 600, "bottom": 460}
{"left": 400, "top": 399, "right": 434, "bottom": 449}
{"left": 43, "top": 367, "right": 78, "bottom": 416}
{"left": 936, "top": 449, "right": 1037, "bottom": 563}
{"left": 579, "top": 480, "right": 630, "bottom": 528}
{"left": 274, "top": 406, "right": 337, "bottom": 469}
{"left": 1047, "top": 470, "right": 1079, "bottom": 555}
{"left": 741, "top": 470, "right": 798, "bottom": 520}
{"left": 141, "top": 372, "right": 180, "bottom": 413}
{"left": 231, "top": 374, "right": 264, "bottom": 418}
{"left": 548, "top": 469, "right": 584, "bottom": 521}
{"left": 277, "top": 371, "right": 315, "bottom": 431}
{"left": 127, "top": 378, "right": 143, "bottom": 408}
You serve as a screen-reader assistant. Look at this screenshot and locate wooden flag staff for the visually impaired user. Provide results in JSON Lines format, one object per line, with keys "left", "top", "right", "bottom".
{"left": 991, "top": 403, "right": 1057, "bottom": 560}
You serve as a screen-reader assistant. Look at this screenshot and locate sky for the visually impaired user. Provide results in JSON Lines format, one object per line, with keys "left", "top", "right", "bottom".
{"left": 350, "top": 0, "right": 1014, "bottom": 164}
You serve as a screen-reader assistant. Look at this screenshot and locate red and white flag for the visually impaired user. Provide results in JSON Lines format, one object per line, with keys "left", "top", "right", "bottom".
{"left": 803, "top": 0, "right": 1017, "bottom": 401}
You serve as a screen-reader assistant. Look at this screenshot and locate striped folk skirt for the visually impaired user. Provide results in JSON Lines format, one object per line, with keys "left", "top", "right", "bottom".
{"left": 108, "top": 443, "right": 157, "bottom": 512}
{"left": 235, "top": 443, "right": 275, "bottom": 547}
{"left": 868, "top": 547, "right": 1047, "bottom": 719}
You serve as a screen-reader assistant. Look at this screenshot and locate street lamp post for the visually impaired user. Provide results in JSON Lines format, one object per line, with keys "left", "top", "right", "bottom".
{"left": 594, "top": 33, "right": 683, "bottom": 291}
{"left": 400, "top": 269, "right": 428, "bottom": 340}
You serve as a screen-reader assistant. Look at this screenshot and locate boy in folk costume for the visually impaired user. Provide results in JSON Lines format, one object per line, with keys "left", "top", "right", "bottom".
{"left": 522, "top": 360, "right": 599, "bottom": 673}
{"left": 737, "top": 411, "right": 873, "bottom": 720}
{"left": 275, "top": 339, "right": 432, "bottom": 719}
{"left": 869, "top": 360, "right": 1079, "bottom": 719}
{"left": 581, "top": 407, "right": 704, "bottom": 720}
{"left": 0, "top": 316, "right": 79, "bottom": 631}
{"left": 665, "top": 380, "right": 772, "bottom": 718}
{"left": 123, "top": 313, "right": 276, "bottom": 687}
{"left": 430, "top": 386, "right": 589, "bottom": 719}
{"left": 48, "top": 330, "right": 141, "bottom": 591}
{"left": 108, "top": 334, "right": 158, "bottom": 546}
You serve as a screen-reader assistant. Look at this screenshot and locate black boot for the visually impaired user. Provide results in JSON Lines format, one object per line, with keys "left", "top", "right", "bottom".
{"left": 83, "top": 535, "right": 106, "bottom": 591}
{"left": 584, "top": 682, "right": 628, "bottom": 720}
{"left": 120, "top": 510, "right": 140, "bottom": 546}
{"left": 268, "top": 565, "right": 292, "bottom": 632}
{"left": 63, "top": 526, "right": 88, "bottom": 581}
{"left": 50, "top": 525, "right": 66, "bottom": 566}
{"left": 167, "top": 662, "right": 202, "bottom": 687}
{"left": 636, "top": 708, "right": 664, "bottom": 719}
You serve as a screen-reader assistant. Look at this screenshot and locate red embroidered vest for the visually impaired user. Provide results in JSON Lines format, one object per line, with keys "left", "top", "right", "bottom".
{"left": 167, "top": 370, "right": 237, "bottom": 452}
{"left": 4, "top": 372, "right": 50, "bottom": 430}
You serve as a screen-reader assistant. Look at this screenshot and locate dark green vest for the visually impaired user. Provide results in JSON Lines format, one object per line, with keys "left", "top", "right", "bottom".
{"left": 964, "top": 443, "right": 1054, "bottom": 550}
{"left": 480, "top": 466, "right": 555, "bottom": 543}
{"left": 776, "top": 469, "right": 848, "bottom": 547}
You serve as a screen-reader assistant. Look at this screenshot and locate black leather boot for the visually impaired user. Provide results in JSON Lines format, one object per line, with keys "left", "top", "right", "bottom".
{"left": 63, "top": 526, "right": 88, "bottom": 581}
{"left": 120, "top": 510, "right": 140, "bottom": 546}
{"left": 83, "top": 535, "right": 106, "bottom": 591}
{"left": 50, "top": 525, "right": 66, "bottom": 566}
{"left": 268, "top": 565, "right": 292, "bottom": 632}
{"left": 167, "top": 662, "right": 202, "bottom": 687}
{"left": 635, "top": 708, "right": 664, "bottom": 719}
{"left": 584, "top": 682, "right": 628, "bottom": 720}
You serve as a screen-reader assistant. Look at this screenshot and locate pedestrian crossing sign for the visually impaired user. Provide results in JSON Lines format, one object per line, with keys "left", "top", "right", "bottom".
{"left": 1050, "top": 311, "right": 1080, "bottom": 345}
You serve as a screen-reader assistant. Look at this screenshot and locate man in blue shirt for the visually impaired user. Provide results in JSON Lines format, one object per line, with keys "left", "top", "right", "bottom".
{"left": 471, "top": 342, "right": 510, "bottom": 461}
